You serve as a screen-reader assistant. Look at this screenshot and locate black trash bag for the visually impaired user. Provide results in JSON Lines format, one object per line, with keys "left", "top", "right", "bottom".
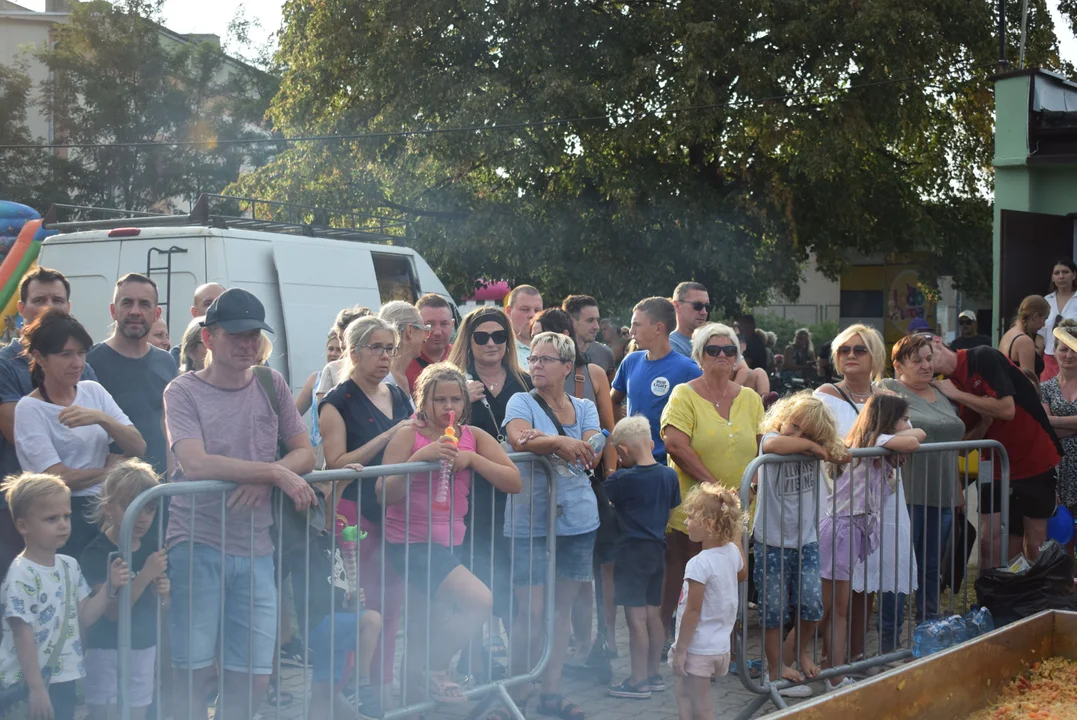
{"left": 974, "top": 540, "right": 1077, "bottom": 627}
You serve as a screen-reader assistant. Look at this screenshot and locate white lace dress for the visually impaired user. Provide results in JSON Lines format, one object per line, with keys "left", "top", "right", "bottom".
{"left": 815, "top": 391, "right": 919, "bottom": 595}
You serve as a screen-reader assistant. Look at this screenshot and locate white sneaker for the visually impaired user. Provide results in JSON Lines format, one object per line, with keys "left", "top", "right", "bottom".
{"left": 825, "top": 677, "right": 856, "bottom": 692}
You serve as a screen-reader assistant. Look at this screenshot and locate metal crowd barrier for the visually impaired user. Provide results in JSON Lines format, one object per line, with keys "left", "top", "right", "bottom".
{"left": 115, "top": 452, "right": 558, "bottom": 720}
{"left": 733, "top": 441, "right": 1010, "bottom": 718}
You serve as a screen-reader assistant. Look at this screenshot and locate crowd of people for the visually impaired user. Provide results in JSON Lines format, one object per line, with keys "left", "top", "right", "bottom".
{"left": 0, "top": 262, "right": 1072, "bottom": 720}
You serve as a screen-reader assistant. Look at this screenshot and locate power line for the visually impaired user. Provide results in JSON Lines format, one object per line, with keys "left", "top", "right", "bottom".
{"left": 0, "top": 62, "right": 997, "bottom": 151}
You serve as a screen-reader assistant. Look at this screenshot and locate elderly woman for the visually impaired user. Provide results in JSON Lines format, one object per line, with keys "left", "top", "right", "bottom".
{"left": 379, "top": 300, "right": 430, "bottom": 401}
{"left": 14, "top": 308, "right": 146, "bottom": 556}
{"left": 879, "top": 334, "right": 966, "bottom": 645}
{"left": 815, "top": 324, "right": 917, "bottom": 665}
{"left": 447, "top": 306, "right": 532, "bottom": 678}
{"left": 999, "top": 295, "right": 1049, "bottom": 377}
{"left": 499, "top": 331, "right": 601, "bottom": 720}
{"left": 660, "top": 323, "right": 764, "bottom": 646}
{"left": 1041, "top": 319, "right": 1077, "bottom": 547}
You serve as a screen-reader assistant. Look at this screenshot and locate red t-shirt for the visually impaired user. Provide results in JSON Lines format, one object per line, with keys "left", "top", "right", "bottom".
{"left": 949, "top": 346, "right": 1062, "bottom": 480}
{"left": 405, "top": 344, "right": 452, "bottom": 394}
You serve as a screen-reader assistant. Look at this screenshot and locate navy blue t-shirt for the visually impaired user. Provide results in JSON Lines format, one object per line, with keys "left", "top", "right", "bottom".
{"left": 604, "top": 463, "right": 681, "bottom": 544}
{"left": 612, "top": 349, "right": 700, "bottom": 462}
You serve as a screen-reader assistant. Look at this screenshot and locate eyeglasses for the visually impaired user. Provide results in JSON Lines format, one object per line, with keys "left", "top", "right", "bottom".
{"left": 473, "top": 330, "right": 509, "bottom": 346}
{"left": 411, "top": 323, "right": 432, "bottom": 333}
{"left": 836, "top": 345, "right": 869, "bottom": 357}
{"left": 687, "top": 301, "right": 711, "bottom": 313}
{"left": 527, "top": 355, "right": 568, "bottom": 367}
{"left": 703, "top": 344, "right": 738, "bottom": 358}
{"left": 362, "top": 344, "right": 399, "bottom": 357}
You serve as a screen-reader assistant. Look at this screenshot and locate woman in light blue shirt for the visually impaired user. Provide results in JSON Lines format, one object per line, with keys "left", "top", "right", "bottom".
{"left": 501, "top": 331, "right": 600, "bottom": 720}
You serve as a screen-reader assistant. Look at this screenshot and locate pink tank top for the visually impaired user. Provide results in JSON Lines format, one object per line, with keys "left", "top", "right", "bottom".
{"left": 384, "top": 425, "right": 475, "bottom": 546}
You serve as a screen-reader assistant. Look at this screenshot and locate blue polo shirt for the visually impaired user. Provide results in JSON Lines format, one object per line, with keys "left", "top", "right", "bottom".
{"left": 612, "top": 349, "right": 700, "bottom": 462}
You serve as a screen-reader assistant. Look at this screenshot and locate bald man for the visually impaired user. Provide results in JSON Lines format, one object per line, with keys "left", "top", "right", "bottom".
{"left": 192, "top": 282, "right": 225, "bottom": 318}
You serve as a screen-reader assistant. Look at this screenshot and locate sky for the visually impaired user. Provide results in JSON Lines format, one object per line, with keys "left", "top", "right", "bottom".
{"left": 9, "top": 0, "right": 1077, "bottom": 71}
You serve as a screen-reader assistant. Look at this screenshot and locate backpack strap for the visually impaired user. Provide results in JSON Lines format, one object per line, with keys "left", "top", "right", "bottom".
{"left": 252, "top": 366, "right": 287, "bottom": 458}
{"left": 529, "top": 389, "right": 567, "bottom": 437}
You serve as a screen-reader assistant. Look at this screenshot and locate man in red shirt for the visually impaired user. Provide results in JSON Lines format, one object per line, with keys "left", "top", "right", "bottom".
{"left": 930, "top": 337, "right": 1062, "bottom": 563}
{"left": 405, "top": 294, "right": 454, "bottom": 392}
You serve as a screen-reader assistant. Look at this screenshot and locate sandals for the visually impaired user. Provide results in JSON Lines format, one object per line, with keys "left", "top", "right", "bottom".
{"left": 427, "top": 670, "right": 467, "bottom": 704}
{"left": 537, "top": 693, "right": 585, "bottom": 720}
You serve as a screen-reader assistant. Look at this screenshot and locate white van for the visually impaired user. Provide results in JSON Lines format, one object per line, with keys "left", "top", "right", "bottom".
{"left": 39, "top": 196, "right": 454, "bottom": 392}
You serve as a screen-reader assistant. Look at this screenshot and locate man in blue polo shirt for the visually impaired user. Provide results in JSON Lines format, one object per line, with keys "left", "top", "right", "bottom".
{"left": 612, "top": 296, "right": 701, "bottom": 463}
{"left": 0, "top": 267, "right": 98, "bottom": 582}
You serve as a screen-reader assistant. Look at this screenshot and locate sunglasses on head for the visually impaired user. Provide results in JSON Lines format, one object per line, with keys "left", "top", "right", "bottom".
{"left": 836, "top": 344, "right": 869, "bottom": 357}
{"left": 688, "top": 301, "right": 711, "bottom": 313}
{"left": 703, "top": 344, "right": 738, "bottom": 358}
{"left": 472, "top": 330, "right": 509, "bottom": 346}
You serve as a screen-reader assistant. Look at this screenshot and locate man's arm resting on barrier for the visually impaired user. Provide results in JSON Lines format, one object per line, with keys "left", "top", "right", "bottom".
{"left": 662, "top": 425, "right": 719, "bottom": 485}
{"left": 932, "top": 380, "right": 1016, "bottom": 421}
{"left": 173, "top": 437, "right": 316, "bottom": 511}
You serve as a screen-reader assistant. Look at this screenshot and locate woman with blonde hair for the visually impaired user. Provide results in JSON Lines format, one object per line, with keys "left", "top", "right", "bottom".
{"left": 379, "top": 300, "right": 430, "bottom": 399}
{"left": 999, "top": 295, "right": 1049, "bottom": 377}
{"left": 178, "top": 316, "right": 208, "bottom": 373}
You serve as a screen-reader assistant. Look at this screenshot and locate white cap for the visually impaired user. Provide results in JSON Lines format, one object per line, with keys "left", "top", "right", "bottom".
{"left": 958, "top": 310, "right": 976, "bottom": 322}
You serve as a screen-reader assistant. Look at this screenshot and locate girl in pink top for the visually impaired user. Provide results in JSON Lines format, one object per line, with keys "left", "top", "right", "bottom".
{"left": 380, "top": 362, "right": 521, "bottom": 705}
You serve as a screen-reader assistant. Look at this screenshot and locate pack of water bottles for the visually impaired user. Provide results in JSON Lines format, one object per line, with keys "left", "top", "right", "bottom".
{"left": 912, "top": 607, "right": 995, "bottom": 658}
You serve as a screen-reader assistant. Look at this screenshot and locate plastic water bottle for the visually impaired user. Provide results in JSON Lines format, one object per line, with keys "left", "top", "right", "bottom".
{"left": 944, "top": 614, "right": 968, "bottom": 645}
{"left": 432, "top": 411, "right": 459, "bottom": 511}
{"left": 912, "top": 618, "right": 954, "bottom": 658}
{"left": 577, "top": 430, "right": 609, "bottom": 471}
{"left": 964, "top": 607, "right": 994, "bottom": 639}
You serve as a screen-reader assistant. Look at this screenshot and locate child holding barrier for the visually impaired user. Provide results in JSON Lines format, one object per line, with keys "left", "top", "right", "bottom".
{"left": 818, "top": 392, "right": 924, "bottom": 691}
{"left": 80, "top": 459, "right": 169, "bottom": 720}
{"left": 379, "top": 363, "right": 521, "bottom": 704}
{"left": 669, "top": 484, "right": 748, "bottom": 720}
{"left": 0, "top": 473, "right": 130, "bottom": 720}
{"left": 752, "top": 392, "right": 848, "bottom": 695}
{"left": 604, "top": 415, "right": 681, "bottom": 700}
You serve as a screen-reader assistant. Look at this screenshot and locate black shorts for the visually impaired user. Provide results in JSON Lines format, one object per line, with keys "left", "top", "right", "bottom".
{"left": 384, "top": 541, "right": 462, "bottom": 595}
{"left": 978, "top": 469, "right": 1058, "bottom": 534}
{"left": 613, "top": 539, "right": 664, "bottom": 608}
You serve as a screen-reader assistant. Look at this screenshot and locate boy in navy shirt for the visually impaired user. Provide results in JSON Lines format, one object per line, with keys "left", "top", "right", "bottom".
{"left": 605, "top": 416, "right": 681, "bottom": 699}
{"left": 612, "top": 297, "right": 701, "bottom": 463}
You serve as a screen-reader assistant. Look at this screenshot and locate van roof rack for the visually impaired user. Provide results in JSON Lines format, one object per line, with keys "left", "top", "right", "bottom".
{"left": 42, "top": 193, "right": 409, "bottom": 244}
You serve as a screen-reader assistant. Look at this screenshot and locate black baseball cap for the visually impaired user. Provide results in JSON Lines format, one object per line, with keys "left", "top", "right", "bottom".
{"left": 201, "top": 288, "right": 274, "bottom": 334}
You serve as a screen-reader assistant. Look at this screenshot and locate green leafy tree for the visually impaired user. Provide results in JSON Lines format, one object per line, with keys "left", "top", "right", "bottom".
{"left": 231, "top": 0, "right": 1069, "bottom": 309}
{"left": 33, "top": 0, "right": 276, "bottom": 212}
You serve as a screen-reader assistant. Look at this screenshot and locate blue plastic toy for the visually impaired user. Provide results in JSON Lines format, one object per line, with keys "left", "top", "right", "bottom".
{"left": 1047, "top": 504, "right": 1074, "bottom": 546}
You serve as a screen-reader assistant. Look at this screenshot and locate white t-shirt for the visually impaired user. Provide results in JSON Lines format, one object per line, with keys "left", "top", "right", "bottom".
{"left": 315, "top": 359, "right": 345, "bottom": 396}
{"left": 674, "top": 544, "right": 741, "bottom": 655}
{"left": 0, "top": 555, "right": 92, "bottom": 688}
{"left": 752, "top": 432, "right": 826, "bottom": 549}
{"left": 1039, "top": 291, "right": 1077, "bottom": 356}
{"left": 15, "top": 381, "right": 132, "bottom": 497}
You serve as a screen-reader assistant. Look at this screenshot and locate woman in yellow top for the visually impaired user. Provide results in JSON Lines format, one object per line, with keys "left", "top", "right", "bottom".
{"left": 659, "top": 321, "right": 764, "bottom": 641}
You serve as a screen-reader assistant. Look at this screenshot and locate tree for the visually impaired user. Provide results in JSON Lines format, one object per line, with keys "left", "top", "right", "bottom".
{"left": 32, "top": 0, "right": 277, "bottom": 213}
{"left": 230, "top": 0, "right": 1069, "bottom": 310}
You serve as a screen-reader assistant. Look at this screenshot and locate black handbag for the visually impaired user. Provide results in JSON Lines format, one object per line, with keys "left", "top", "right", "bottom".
{"left": 528, "top": 390, "right": 621, "bottom": 555}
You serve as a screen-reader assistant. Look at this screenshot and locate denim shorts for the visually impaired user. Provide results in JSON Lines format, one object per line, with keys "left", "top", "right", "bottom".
{"left": 168, "top": 542, "right": 278, "bottom": 674}
{"left": 384, "top": 541, "right": 462, "bottom": 595}
{"left": 753, "top": 541, "right": 824, "bottom": 629}
{"left": 511, "top": 531, "right": 596, "bottom": 589}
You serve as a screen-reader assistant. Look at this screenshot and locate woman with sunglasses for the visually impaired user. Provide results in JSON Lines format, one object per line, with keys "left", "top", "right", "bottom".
{"left": 660, "top": 323, "right": 764, "bottom": 651}
{"left": 1040, "top": 258, "right": 1077, "bottom": 382}
{"left": 379, "top": 300, "right": 431, "bottom": 402}
{"left": 318, "top": 315, "right": 413, "bottom": 694}
{"left": 815, "top": 324, "right": 917, "bottom": 669}
{"left": 446, "top": 307, "right": 532, "bottom": 681}
{"left": 999, "top": 295, "right": 1049, "bottom": 378}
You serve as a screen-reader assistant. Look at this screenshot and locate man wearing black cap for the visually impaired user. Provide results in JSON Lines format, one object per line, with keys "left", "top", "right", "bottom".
{"left": 163, "top": 288, "right": 316, "bottom": 720}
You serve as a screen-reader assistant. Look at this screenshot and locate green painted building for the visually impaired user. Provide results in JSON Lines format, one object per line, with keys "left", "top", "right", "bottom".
{"left": 993, "top": 69, "right": 1077, "bottom": 341}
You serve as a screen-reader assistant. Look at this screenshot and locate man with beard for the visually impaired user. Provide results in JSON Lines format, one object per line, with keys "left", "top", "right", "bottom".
{"left": 88, "top": 273, "right": 178, "bottom": 476}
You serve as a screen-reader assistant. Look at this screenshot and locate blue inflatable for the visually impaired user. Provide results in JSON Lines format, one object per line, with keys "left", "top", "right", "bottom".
{"left": 1047, "top": 504, "right": 1075, "bottom": 546}
{"left": 0, "top": 201, "right": 40, "bottom": 260}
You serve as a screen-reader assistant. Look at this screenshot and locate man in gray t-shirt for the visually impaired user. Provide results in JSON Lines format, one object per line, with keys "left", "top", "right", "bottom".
{"left": 163, "top": 288, "right": 315, "bottom": 719}
{"left": 671, "top": 281, "right": 711, "bottom": 356}
{"left": 563, "top": 294, "right": 617, "bottom": 376}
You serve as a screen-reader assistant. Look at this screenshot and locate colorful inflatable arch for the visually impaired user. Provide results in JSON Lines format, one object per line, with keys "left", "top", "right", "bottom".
{"left": 0, "top": 202, "right": 59, "bottom": 332}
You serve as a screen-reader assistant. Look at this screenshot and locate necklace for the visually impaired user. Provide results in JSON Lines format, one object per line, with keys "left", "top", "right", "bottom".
{"left": 702, "top": 375, "right": 733, "bottom": 426}
{"left": 477, "top": 366, "right": 506, "bottom": 391}
{"left": 843, "top": 381, "right": 873, "bottom": 400}
{"left": 541, "top": 390, "right": 567, "bottom": 412}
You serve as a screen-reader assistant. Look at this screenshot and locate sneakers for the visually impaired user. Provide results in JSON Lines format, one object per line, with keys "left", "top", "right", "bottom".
{"left": 825, "top": 676, "right": 856, "bottom": 692}
{"left": 607, "top": 679, "right": 652, "bottom": 699}
{"left": 356, "top": 683, "right": 384, "bottom": 720}
{"left": 642, "top": 675, "right": 666, "bottom": 692}
{"left": 279, "top": 638, "right": 311, "bottom": 667}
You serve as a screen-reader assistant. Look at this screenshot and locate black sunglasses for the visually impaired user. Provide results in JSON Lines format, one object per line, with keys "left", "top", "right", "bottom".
{"left": 703, "top": 344, "right": 738, "bottom": 358}
{"left": 688, "top": 301, "right": 711, "bottom": 313}
{"left": 836, "top": 344, "right": 869, "bottom": 357}
{"left": 473, "top": 330, "right": 509, "bottom": 346}
{"left": 958, "top": 319, "right": 972, "bottom": 326}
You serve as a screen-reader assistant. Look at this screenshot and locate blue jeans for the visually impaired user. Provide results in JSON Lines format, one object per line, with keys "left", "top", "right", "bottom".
{"left": 879, "top": 505, "right": 953, "bottom": 652}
